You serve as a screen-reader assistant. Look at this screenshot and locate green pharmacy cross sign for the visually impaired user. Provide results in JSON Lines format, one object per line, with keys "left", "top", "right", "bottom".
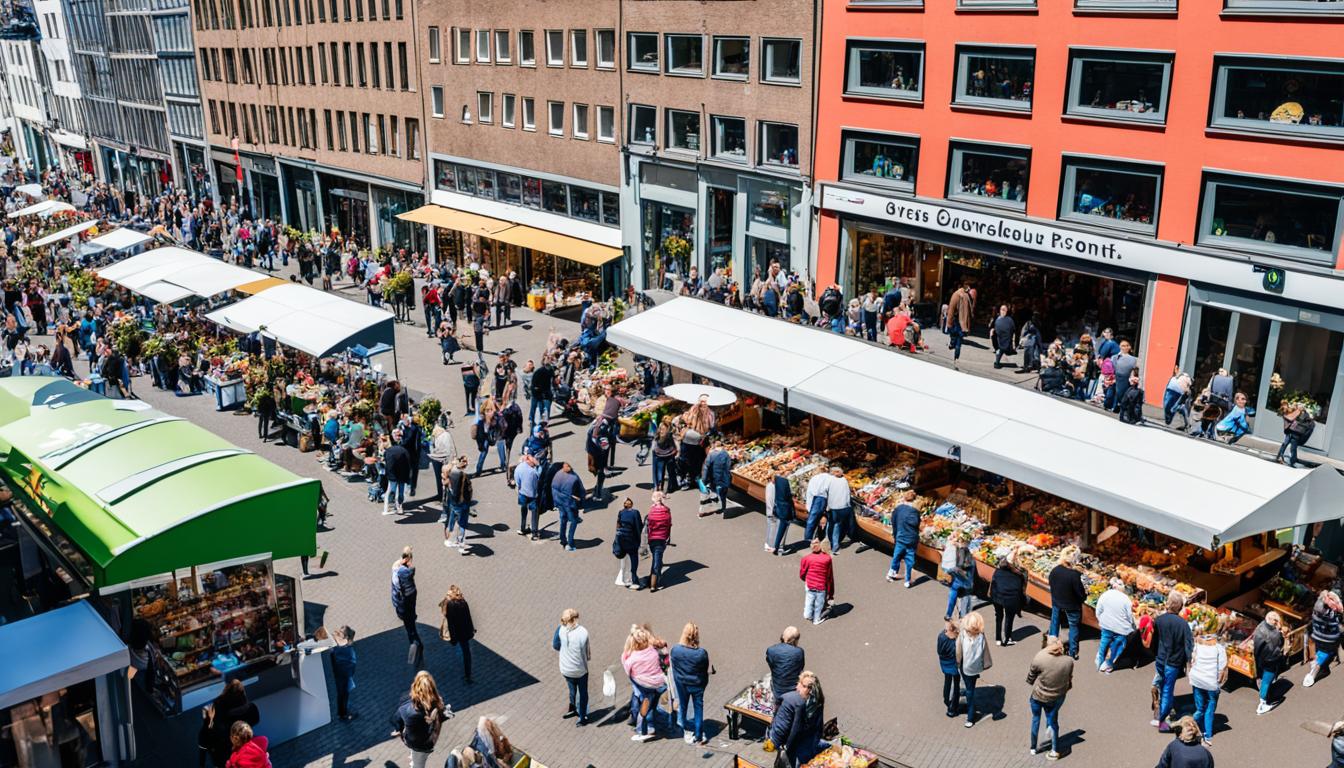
{"left": 1254, "top": 265, "right": 1286, "bottom": 294}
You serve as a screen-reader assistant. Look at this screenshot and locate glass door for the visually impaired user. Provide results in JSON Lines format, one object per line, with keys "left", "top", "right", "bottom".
{"left": 704, "top": 187, "right": 734, "bottom": 276}
{"left": 1259, "top": 323, "right": 1344, "bottom": 450}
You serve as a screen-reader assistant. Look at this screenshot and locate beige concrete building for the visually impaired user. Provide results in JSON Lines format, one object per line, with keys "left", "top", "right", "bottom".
{"left": 191, "top": 0, "right": 427, "bottom": 248}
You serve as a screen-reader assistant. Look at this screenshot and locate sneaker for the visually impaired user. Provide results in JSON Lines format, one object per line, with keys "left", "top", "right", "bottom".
{"left": 765, "top": 544, "right": 776, "bottom": 553}
{"left": 1158, "top": 722, "right": 1172, "bottom": 733}
{"left": 1257, "top": 701, "right": 1278, "bottom": 715}
{"left": 631, "top": 733, "right": 655, "bottom": 742}
{"left": 566, "top": 545, "right": 576, "bottom": 552}
{"left": 458, "top": 544, "right": 469, "bottom": 555}
{"left": 905, "top": 581, "right": 912, "bottom": 589}
{"left": 615, "top": 577, "right": 630, "bottom": 586}
{"left": 444, "top": 540, "right": 455, "bottom": 548}
{"left": 1047, "top": 751, "right": 1060, "bottom": 761}
{"left": 628, "top": 583, "right": 643, "bottom": 590}
{"left": 517, "top": 529, "right": 528, "bottom": 536}
{"left": 963, "top": 720, "right": 974, "bottom": 728}
{"left": 381, "top": 509, "right": 395, "bottom": 516}
{"left": 1305, "top": 666, "right": 1318, "bottom": 688}
{"left": 1004, "top": 640, "right": 1017, "bottom": 647}
{"left": 1202, "top": 739, "right": 1213, "bottom": 748}
{"left": 1103, "top": 666, "right": 1114, "bottom": 675}
{"left": 576, "top": 718, "right": 588, "bottom": 727}
{"left": 563, "top": 709, "right": 577, "bottom": 719}
{"left": 813, "top": 617, "right": 825, "bottom": 626}
{"left": 1149, "top": 720, "right": 1160, "bottom": 727}
{"left": 886, "top": 570, "right": 898, "bottom": 582}
{"left": 1028, "top": 748, "right": 1038, "bottom": 756}
{"left": 683, "top": 733, "right": 694, "bottom": 744}
{"left": 996, "top": 640, "right": 1003, "bottom": 646}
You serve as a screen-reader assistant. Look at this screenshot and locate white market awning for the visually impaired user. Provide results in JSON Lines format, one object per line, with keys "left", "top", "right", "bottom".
{"left": 8, "top": 199, "right": 75, "bottom": 218}
{"left": 14, "top": 183, "right": 43, "bottom": 198}
{"left": 96, "top": 247, "right": 262, "bottom": 302}
{"left": 206, "top": 283, "right": 394, "bottom": 358}
{"left": 31, "top": 219, "right": 97, "bottom": 247}
{"left": 86, "top": 228, "right": 151, "bottom": 252}
{"left": 607, "top": 298, "right": 1344, "bottom": 549}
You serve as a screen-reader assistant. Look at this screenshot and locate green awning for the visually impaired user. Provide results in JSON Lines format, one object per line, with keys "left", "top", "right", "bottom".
{"left": 0, "top": 377, "right": 319, "bottom": 587}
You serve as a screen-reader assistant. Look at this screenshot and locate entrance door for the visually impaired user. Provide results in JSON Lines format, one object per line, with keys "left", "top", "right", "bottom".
{"left": 1256, "top": 323, "right": 1344, "bottom": 450}
{"left": 705, "top": 187, "right": 734, "bottom": 275}
{"left": 1186, "top": 306, "right": 1270, "bottom": 431}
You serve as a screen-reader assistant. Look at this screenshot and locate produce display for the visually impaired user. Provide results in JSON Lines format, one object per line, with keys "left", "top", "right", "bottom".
{"left": 803, "top": 744, "right": 880, "bottom": 768}
{"left": 730, "top": 678, "right": 777, "bottom": 718}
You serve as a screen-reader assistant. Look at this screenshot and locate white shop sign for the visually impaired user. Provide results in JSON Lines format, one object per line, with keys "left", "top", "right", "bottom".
{"left": 821, "top": 184, "right": 1344, "bottom": 314}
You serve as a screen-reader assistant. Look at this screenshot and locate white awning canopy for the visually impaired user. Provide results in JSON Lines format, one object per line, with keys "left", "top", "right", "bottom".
{"left": 86, "top": 228, "right": 151, "bottom": 252}
{"left": 31, "top": 219, "right": 97, "bottom": 247}
{"left": 96, "top": 247, "right": 261, "bottom": 302}
{"left": 608, "top": 298, "right": 1344, "bottom": 549}
{"left": 8, "top": 199, "right": 74, "bottom": 218}
{"left": 206, "top": 283, "right": 395, "bottom": 358}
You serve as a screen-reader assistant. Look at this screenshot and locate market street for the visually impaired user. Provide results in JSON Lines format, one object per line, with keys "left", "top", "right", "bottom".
{"left": 117, "top": 291, "right": 1337, "bottom": 768}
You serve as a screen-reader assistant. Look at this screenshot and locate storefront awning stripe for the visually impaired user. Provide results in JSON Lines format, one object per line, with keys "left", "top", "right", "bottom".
{"left": 400, "top": 204, "right": 622, "bottom": 267}
{"left": 610, "top": 298, "right": 1344, "bottom": 549}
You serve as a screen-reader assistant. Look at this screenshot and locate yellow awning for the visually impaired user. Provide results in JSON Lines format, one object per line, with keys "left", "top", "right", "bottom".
{"left": 234, "top": 276, "right": 289, "bottom": 295}
{"left": 398, "top": 204, "right": 622, "bottom": 268}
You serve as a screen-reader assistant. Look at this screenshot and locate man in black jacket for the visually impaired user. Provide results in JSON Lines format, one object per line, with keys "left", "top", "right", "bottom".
{"left": 382, "top": 431, "right": 412, "bottom": 515}
{"left": 765, "top": 627, "right": 805, "bottom": 705}
{"left": 530, "top": 357, "right": 555, "bottom": 425}
{"left": 1152, "top": 593, "right": 1193, "bottom": 730}
{"left": 769, "top": 671, "right": 825, "bottom": 767}
{"left": 1048, "top": 551, "right": 1087, "bottom": 659}
{"left": 399, "top": 416, "right": 424, "bottom": 497}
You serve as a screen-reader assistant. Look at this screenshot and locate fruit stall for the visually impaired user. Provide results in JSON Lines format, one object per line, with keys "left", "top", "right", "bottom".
{"left": 735, "top": 742, "right": 897, "bottom": 768}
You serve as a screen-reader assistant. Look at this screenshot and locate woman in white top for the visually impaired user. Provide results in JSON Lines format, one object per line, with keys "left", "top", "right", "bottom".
{"left": 955, "top": 612, "right": 992, "bottom": 728}
{"left": 1093, "top": 578, "right": 1138, "bottom": 673}
{"left": 1187, "top": 634, "right": 1227, "bottom": 746}
{"left": 552, "top": 608, "right": 592, "bottom": 726}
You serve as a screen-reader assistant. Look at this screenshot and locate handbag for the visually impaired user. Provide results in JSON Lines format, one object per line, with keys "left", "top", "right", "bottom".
{"left": 407, "top": 639, "right": 423, "bottom": 667}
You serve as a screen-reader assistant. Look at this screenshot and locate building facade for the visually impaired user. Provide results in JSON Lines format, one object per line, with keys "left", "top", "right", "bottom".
{"left": 813, "top": 0, "right": 1344, "bottom": 460}
{"left": 416, "top": 0, "right": 624, "bottom": 301}
{"left": 190, "top": 0, "right": 426, "bottom": 248}
{"left": 0, "top": 34, "right": 52, "bottom": 170}
{"left": 619, "top": 0, "right": 818, "bottom": 291}
{"left": 35, "top": 0, "right": 93, "bottom": 173}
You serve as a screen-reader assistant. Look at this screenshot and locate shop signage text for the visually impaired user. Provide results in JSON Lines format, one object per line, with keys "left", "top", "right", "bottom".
{"left": 883, "top": 201, "right": 1120, "bottom": 261}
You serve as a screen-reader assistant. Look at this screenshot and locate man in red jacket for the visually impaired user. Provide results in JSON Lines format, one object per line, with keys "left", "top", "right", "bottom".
{"left": 799, "top": 540, "right": 834, "bottom": 626}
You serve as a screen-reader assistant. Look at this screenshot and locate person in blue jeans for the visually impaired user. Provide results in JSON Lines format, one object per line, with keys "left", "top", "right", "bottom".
{"left": 802, "top": 468, "right": 829, "bottom": 542}
{"left": 331, "top": 625, "right": 358, "bottom": 721}
{"left": 942, "top": 531, "right": 973, "bottom": 621}
{"left": 1151, "top": 593, "right": 1193, "bottom": 730}
{"left": 1305, "top": 589, "right": 1342, "bottom": 688}
{"left": 1188, "top": 634, "right": 1227, "bottom": 744}
{"left": 1093, "top": 578, "right": 1137, "bottom": 672}
{"left": 1047, "top": 552, "right": 1087, "bottom": 659}
{"left": 886, "top": 488, "right": 921, "bottom": 586}
{"left": 765, "top": 473, "right": 794, "bottom": 555}
{"left": 1026, "top": 637, "right": 1072, "bottom": 758}
{"left": 670, "top": 623, "right": 711, "bottom": 745}
{"left": 551, "top": 462, "right": 586, "bottom": 551}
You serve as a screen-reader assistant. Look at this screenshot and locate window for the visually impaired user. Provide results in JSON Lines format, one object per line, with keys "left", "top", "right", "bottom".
{"left": 428, "top": 26, "right": 440, "bottom": 62}
{"left": 398, "top": 42, "right": 409, "bottom": 89}
{"left": 628, "top": 32, "right": 658, "bottom": 72}
{"left": 958, "top": 0, "right": 1036, "bottom": 8}
{"left": 711, "top": 115, "right": 747, "bottom": 162}
{"left": 948, "top": 142, "right": 1030, "bottom": 209}
{"left": 522, "top": 97, "right": 535, "bottom": 130}
{"left": 1066, "top": 48, "right": 1173, "bottom": 124}
{"left": 455, "top": 28, "right": 470, "bottom": 64}
{"left": 502, "top": 93, "right": 516, "bottom": 127}
{"left": 762, "top": 38, "right": 801, "bottom": 84}
{"left": 1200, "top": 173, "right": 1342, "bottom": 263}
{"left": 597, "top": 105, "right": 615, "bottom": 142}
{"left": 665, "top": 34, "right": 703, "bottom": 76}
{"left": 407, "top": 118, "right": 419, "bottom": 159}
{"left": 667, "top": 109, "right": 701, "bottom": 152}
{"left": 844, "top": 39, "right": 924, "bottom": 100}
{"left": 602, "top": 193, "right": 620, "bottom": 226}
{"left": 477, "top": 91, "right": 492, "bottom": 123}
{"left": 543, "top": 181, "right": 569, "bottom": 214}
{"left": 498, "top": 173, "right": 522, "bottom": 204}
{"left": 713, "top": 37, "right": 749, "bottom": 80}
{"left": 570, "top": 29, "right": 587, "bottom": 67}
{"left": 760, "top": 122, "right": 799, "bottom": 168}
{"left": 495, "top": 30, "right": 510, "bottom": 63}
{"left": 519, "top": 30, "right": 535, "bottom": 66}
{"left": 571, "top": 103, "right": 590, "bottom": 138}
{"left": 475, "top": 29, "right": 490, "bottom": 62}
{"left": 1059, "top": 157, "right": 1161, "bottom": 234}
{"left": 630, "top": 104, "right": 657, "bottom": 144}
{"left": 1076, "top": 0, "right": 1174, "bottom": 9}
{"left": 548, "top": 100, "right": 564, "bottom": 135}
{"left": 1211, "top": 56, "right": 1344, "bottom": 140}
{"left": 1223, "top": 0, "right": 1344, "bottom": 13}
{"left": 545, "top": 30, "right": 563, "bottom": 66}
{"left": 572, "top": 188, "right": 600, "bottom": 221}
{"left": 596, "top": 29, "right": 615, "bottom": 68}
{"left": 462, "top": 104, "right": 471, "bottom": 122}
{"left": 840, "top": 130, "right": 918, "bottom": 193}
{"left": 954, "top": 46, "right": 1034, "bottom": 111}
{"left": 430, "top": 85, "right": 443, "bottom": 117}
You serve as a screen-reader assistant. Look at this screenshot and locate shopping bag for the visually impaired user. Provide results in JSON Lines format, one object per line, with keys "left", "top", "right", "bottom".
{"left": 407, "top": 639, "right": 423, "bottom": 668}
{"left": 602, "top": 668, "right": 617, "bottom": 698}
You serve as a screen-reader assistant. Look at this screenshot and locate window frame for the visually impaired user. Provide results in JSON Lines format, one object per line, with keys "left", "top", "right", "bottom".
{"left": 494, "top": 30, "right": 510, "bottom": 64}
{"left": 596, "top": 105, "right": 615, "bottom": 143}
{"left": 502, "top": 93, "right": 516, "bottom": 127}
{"left": 952, "top": 44, "right": 1035, "bottom": 113}
{"left": 477, "top": 91, "right": 492, "bottom": 124}
{"left": 843, "top": 38, "right": 926, "bottom": 102}
{"left": 430, "top": 85, "right": 444, "bottom": 118}
{"left": 957, "top": 0, "right": 1037, "bottom": 9}
{"left": 595, "top": 29, "right": 616, "bottom": 69}
{"left": 664, "top": 34, "right": 705, "bottom": 77}
{"left": 1223, "top": 0, "right": 1344, "bottom": 15}
{"left": 521, "top": 96, "right": 536, "bottom": 131}
{"left": 547, "top": 100, "right": 565, "bottom": 136}
{"left": 1209, "top": 54, "right": 1344, "bottom": 142}
{"left": 839, "top": 129, "right": 920, "bottom": 194}
{"left": 710, "top": 114, "right": 748, "bottom": 163}
{"left": 475, "top": 28, "right": 490, "bottom": 63}
{"left": 946, "top": 140, "right": 1032, "bottom": 211}
{"left": 762, "top": 38, "right": 802, "bottom": 86}
{"left": 1074, "top": 0, "right": 1176, "bottom": 12}
{"left": 427, "top": 26, "right": 440, "bottom": 63}
{"left": 545, "top": 29, "right": 564, "bottom": 67}
{"left": 759, "top": 121, "right": 800, "bottom": 169}
{"left": 1064, "top": 47, "right": 1175, "bottom": 126}
{"left": 1057, "top": 155, "right": 1164, "bottom": 236}
{"left": 519, "top": 30, "right": 535, "bottom": 67}
{"left": 629, "top": 103, "right": 657, "bottom": 145}
{"left": 712, "top": 36, "right": 749, "bottom": 81}
{"left": 666, "top": 108, "right": 702, "bottom": 153}
{"left": 569, "top": 29, "right": 588, "bottom": 67}
{"left": 628, "top": 32, "right": 659, "bottom": 73}
{"left": 1198, "top": 170, "right": 1344, "bottom": 264}
{"left": 454, "top": 28, "right": 470, "bottom": 64}
{"left": 572, "top": 103, "right": 590, "bottom": 139}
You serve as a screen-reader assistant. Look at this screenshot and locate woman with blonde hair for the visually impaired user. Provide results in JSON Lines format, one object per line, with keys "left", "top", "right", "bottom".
{"left": 955, "top": 612, "right": 991, "bottom": 728}
{"left": 553, "top": 608, "right": 591, "bottom": 725}
{"left": 682, "top": 396, "right": 715, "bottom": 436}
{"left": 621, "top": 625, "right": 668, "bottom": 741}
{"left": 670, "top": 623, "right": 711, "bottom": 744}
{"left": 473, "top": 396, "right": 506, "bottom": 476}
{"left": 392, "top": 671, "right": 448, "bottom": 768}
{"left": 438, "top": 585, "right": 476, "bottom": 684}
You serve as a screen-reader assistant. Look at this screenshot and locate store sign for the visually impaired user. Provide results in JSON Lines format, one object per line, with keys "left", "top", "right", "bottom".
{"left": 1257, "top": 266, "right": 1286, "bottom": 294}
{"left": 820, "top": 184, "right": 1344, "bottom": 314}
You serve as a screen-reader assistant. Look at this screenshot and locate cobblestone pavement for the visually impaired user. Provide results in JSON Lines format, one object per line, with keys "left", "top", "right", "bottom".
{"left": 124, "top": 280, "right": 1331, "bottom": 768}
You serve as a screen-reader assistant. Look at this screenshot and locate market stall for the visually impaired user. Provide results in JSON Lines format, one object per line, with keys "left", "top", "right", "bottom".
{"left": 97, "top": 246, "right": 263, "bottom": 304}
{"left": 0, "top": 377, "right": 328, "bottom": 750}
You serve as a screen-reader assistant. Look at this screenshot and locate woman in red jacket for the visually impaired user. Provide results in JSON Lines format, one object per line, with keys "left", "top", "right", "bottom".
{"left": 646, "top": 491, "right": 673, "bottom": 593}
{"left": 799, "top": 540, "right": 834, "bottom": 626}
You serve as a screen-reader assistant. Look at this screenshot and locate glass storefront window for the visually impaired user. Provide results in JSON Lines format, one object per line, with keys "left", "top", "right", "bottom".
{"left": 457, "top": 166, "right": 478, "bottom": 195}
{"left": 522, "top": 177, "right": 542, "bottom": 208}
{"left": 840, "top": 130, "right": 918, "bottom": 192}
{"left": 1, "top": 682, "right": 102, "bottom": 768}
{"left": 572, "top": 187, "right": 600, "bottom": 221}
{"left": 498, "top": 173, "right": 522, "bottom": 204}
{"left": 476, "top": 169, "right": 496, "bottom": 200}
{"left": 845, "top": 40, "right": 924, "bottom": 100}
{"left": 1270, "top": 324, "right": 1343, "bottom": 426}
{"left": 1200, "top": 174, "right": 1342, "bottom": 264}
{"left": 1213, "top": 57, "right": 1344, "bottom": 139}
{"left": 642, "top": 200, "right": 695, "bottom": 288}
{"left": 1059, "top": 158, "right": 1161, "bottom": 234}
{"left": 435, "top": 160, "right": 456, "bottom": 190}
{"left": 748, "top": 182, "right": 791, "bottom": 227}
{"left": 706, "top": 187, "right": 734, "bottom": 273}
{"left": 1066, "top": 49, "right": 1173, "bottom": 124}
{"left": 748, "top": 236, "right": 790, "bottom": 280}
{"left": 954, "top": 47, "right": 1034, "bottom": 110}
{"left": 542, "top": 180, "right": 568, "bottom": 214}
{"left": 852, "top": 228, "right": 918, "bottom": 296}
{"left": 949, "top": 142, "right": 1029, "bottom": 209}
{"left": 601, "top": 193, "right": 620, "bottom": 226}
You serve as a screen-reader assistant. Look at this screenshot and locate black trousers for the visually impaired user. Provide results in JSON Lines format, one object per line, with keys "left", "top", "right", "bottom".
{"left": 994, "top": 603, "right": 1020, "bottom": 643}
{"left": 401, "top": 612, "right": 420, "bottom": 645}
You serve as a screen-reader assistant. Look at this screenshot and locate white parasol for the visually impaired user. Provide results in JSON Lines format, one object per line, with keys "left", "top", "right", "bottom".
{"left": 14, "top": 183, "right": 43, "bottom": 198}
{"left": 663, "top": 383, "right": 737, "bottom": 407}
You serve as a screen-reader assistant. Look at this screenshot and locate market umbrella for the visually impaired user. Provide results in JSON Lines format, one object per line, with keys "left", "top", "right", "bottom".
{"left": 663, "top": 383, "right": 737, "bottom": 407}
{"left": 14, "top": 183, "right": 42, "bottom": 199}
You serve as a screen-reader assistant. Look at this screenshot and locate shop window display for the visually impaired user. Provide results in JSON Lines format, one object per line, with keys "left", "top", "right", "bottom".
{"left": 1270, "top": 324, "right": 1343, "bottom": 427}
{"left": 850, "top": 228, "right": 919, "bottom": 296}
{"left": 498, "top": 173, "right": 522, "bottom": 205}
{"left": 542, "top": 180, "right": 568, "bottom": 215}
{"left": 841, "top": 131, "right": 918, "bottom": 192}
{"left": 949, "top": 144, "right": 1029, "bottom": 208}
{"left": 711, "top": 116, "right": 747, "bottom": 162}
{"left": 1060, "top": 160, "right": 1160, "bottom": 233}
{"left": 642, "top": 200, "right": 695, "bottom": 288}
{"left": 522, "top": 177, "right": 542, "bottom": 208}
{"left": 759, "top": 122, "right": 798, "bottom": 167}
{"left": 749, "top": 183, "right": 791, "bottom": 228}
{"left": 955, "top": 48, "right": 1034, "bottom": 109}
{"left": 1201, "top": 176, "right": 1341, "bottom": 262}
{"left": 845, "top": 40, "right": 923, "bottom": 99}
{"left": 1213, "top": 58, "right": 1344, "bottom": 139}
{"left": 1067, "top": 51, "right": 1172, "bottom": 123}
{"left": 601, "top": 193, "right": 619, "bottom": 226}
{"left": 571, "top": 187, "right": 600, "bottom": 222}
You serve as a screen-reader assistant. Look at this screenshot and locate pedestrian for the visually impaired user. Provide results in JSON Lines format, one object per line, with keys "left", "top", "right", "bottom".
{"left": 438, "top": 585, "right": 476, "bottom": 684}
{"left": 946, "top": 282, "right": 973, "bottom": 365}
{"left": 390, "top": 546, "right": 420, "bottom": 650}
{"left": 391, "top": 671, "right": 449, "bottom": 768}
{"left": 957, "top": 612, "right": 992, "bottom": 728}
{"left": 500, "top": 398, "right": 524, "bottom": 478}
{"left": 646, "top": 491, "right": 672, "bottom": 592}
{"left": 886, "top": 487, "right": 920, "bottom": 585}
{"left": 461, "top": 362, "right": 481, "bottom": 415}
{"left": 1188, "top": 633, "right": 1227, "bottom": 745}
{"left": 379, "top": 380, "right": 400, "bottom": 433}
{"left": 621, "top": 626, "right": 668, "bottom": 742}
{"left": 799, "top": 539, "right": 834, "bottom": 626}
{"left": 331, "top": 626, "right": 358, "bottom": 722}
{"left": 802, "top": 465, "right": 830, "bottom": 543}
{"left": 552, "top": 461, "right": 587, "bottom": 551}
{"left": 472, "top": 313, "right": 487, "bottom": 361}
{"left": 1154, "top": 716, "right": 1214, "bottom": 768}
{"left": 428, "top": 423, "right": 457, "bottom": 502}
{"left": 1253, "top": 611, "right": 1286, "bottom": 715}
{"left": 822, "top": 465, "right": 853, "bottom": 555}
{"left": 513, "top": 452, "right": 541, "bottom": 536}
{"left": 1163, "top": 369, "right": 1193, "bottom": 428}
{"left": 400, "top": 415, "right": 425, "bottom": 497}
{"left": 1277, "top": 402, "right": 1316, "bottom": 467}
{"left": 990, "top": 304, "right": 1016, "bottom": 369}
{"left": 1048, "top": 549, "right": 1087, "bottom": 659}
{"left": 223, "top": 722, "right": 270, "bottom": 768}
{"left": 990, "top": 545, "right": 1027, "bottom": 646}
{"left": 698, "top": 437, "right": 731, "bottom": 517}
{"left": 612, "top": 497, "right": 644, "bottom": 590}
{"left": 942, "top": 530, "right": 974, "bottom": 621}
{"left": 1026, "top": 636, "right": 1073, "bottom": 759}
{"left": 586, "top": 417, "right": 611, "bottom": 501}
{"left": 937, "top": 619, "right": 961, "bottom": 718}
{"left": 553, "top": 608, "right": 591, "bottom": 726}
{"left": 254, "top": 383, "right": 275, "bottom": 441}
{"left": 1111, "top": 340, "right": 1140, "bottom": 413}
{"left": 199, "top": 679, "right": 260, "bottom": 768}
{"left": 1095, "top": 577, "right": 1137, "bottom": 672}
{"left": 768, "top": 671, "right": 826, "bottom": 768}
{"left": 670, "top": 623, "right": 711, "bottom": 745}
{"left": 765, "top": 469, "right": 794, "bottom": 555}
{"left": 651, "top": 419, "right": 678, "bottom": 493}
{"left": 766, "top": 627, "right": 805, "bottom": 706}
{"left": 1306, "top": 589, "right": 1343, "bottom": 687}
{"left": 381, "top": 430, "right": 411, "bottom": 516}
{"left": 1328, "top": 720, "right": 1344, "bottom": 767}
{"left": 473, "top": 398, "right": 507, "bottom": 476}
{"left": 677, "top": 421, "right": 707, "bottom": 492}
{"left": 1152, "top": 593, "right": 1194, "bottom": 731}
{"left": 443, "top": 456, "right": 473, "bottom": 553}
{"left": 530, "top": 355, "right": 555, "bottom": 424}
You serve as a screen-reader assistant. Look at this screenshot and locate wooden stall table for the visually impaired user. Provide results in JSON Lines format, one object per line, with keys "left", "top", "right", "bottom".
{"left": 723, "top": 681, "right": 774, "bottom": 741}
